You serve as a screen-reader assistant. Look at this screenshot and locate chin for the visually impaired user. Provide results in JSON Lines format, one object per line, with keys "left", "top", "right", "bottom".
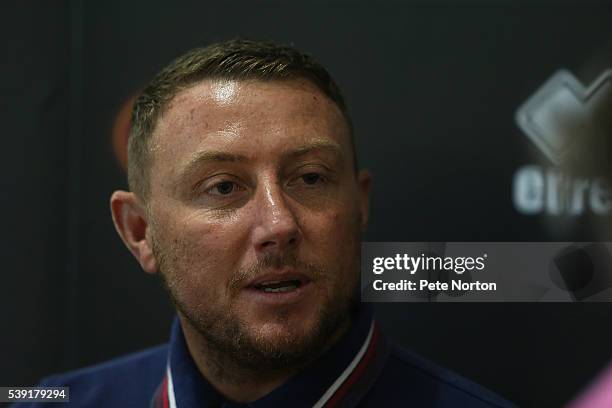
{"left": 250, "top": 309, "right": 318, "bottom": 340}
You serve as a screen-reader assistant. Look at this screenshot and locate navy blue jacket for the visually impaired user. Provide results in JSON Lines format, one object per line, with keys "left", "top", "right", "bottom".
{"left": 15, "top": 307, "right": 515, "bottom": 407}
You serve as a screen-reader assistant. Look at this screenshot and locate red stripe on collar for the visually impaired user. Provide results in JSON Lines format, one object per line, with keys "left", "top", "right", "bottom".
{"left": 324, "top": 321, "right": 380, "bottom": 408}
{"left": 161, "top": 374, "right": 169, "bottom": 408}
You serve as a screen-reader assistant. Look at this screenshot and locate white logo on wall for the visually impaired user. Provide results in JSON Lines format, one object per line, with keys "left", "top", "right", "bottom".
{"left": 515, "top": 69, "right": 612, "bottom": 164}
{"left": 513, "top": 165, "right": 610, "bottom": 215}
{"left": 514, "top": 69, "right": 612, "bottom": 216}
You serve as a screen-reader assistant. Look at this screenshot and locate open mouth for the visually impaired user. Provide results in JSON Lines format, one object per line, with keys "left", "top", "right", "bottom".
{"left": 253, "top": 279, "right": 303, "bottom": 293}
{"left": 243, "top": 273, "right": 313, "bottom": 304}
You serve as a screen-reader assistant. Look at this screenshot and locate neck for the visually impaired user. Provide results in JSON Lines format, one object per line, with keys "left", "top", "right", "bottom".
{"left": 178, "top": 316, "right": 350, "bottom": 404}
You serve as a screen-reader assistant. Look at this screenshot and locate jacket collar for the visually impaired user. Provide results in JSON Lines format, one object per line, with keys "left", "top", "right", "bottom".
{"left": 159, "top": 304, "right": 386, "bottom": 408}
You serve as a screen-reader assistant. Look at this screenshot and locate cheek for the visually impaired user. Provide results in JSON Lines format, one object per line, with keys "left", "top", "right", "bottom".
{"left": 310, "top": 204, "right": 359, "bottom": 237}
{"left": 309, "top": 209, "right": 361, "bottom": 300}
{"left": 157, "top": 213, "right": 249, "bottom": 290}
{"left": 305, "top": 206, "right": 361, "bottom": 264}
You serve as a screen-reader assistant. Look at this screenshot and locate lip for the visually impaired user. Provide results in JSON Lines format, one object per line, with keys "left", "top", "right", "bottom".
{"left": 241, "top": 270, "right": 314, "bottom": 306}
{"left": 246, "top": 270, "right": 312, "bottom": 288}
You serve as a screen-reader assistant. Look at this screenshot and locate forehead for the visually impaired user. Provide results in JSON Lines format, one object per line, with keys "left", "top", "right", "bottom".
{"left": 149, "top": 78, "right": 351, "bottom": 168}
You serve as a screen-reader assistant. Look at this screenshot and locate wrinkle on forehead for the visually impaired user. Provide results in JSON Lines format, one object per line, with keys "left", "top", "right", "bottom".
{"left": 159, "top": 78, "right": 345, "bottom": 134}
{"left": 153, "top": 80, "right": 243, "bottom": 144}
{"left": 149, "top": 78, "right": 351, "bottom": 172}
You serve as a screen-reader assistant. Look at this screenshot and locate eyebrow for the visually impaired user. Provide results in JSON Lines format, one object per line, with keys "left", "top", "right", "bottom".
{"left": 176, "top": 139, "right": 344, "bottom": 181}
{"left": 286, "top": 140, "right": 344, "bottom": 160}
{"left": 178, "top": 151, "right": 249, "bottom": 180}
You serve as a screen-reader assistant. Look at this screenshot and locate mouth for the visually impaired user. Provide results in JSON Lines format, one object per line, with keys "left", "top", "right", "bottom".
{"left": 252, "top": 279, "right": 303, "bottom": 293}
{"left": 247, "top": 272, "right": 311, "bottom": 293}
{"left": 242, "top": 272, "right": 314, "bottom": 304}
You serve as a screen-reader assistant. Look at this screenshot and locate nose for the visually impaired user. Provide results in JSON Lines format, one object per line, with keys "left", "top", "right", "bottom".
{"left": 251, "top": 179, "right": 301, "bottom": 254}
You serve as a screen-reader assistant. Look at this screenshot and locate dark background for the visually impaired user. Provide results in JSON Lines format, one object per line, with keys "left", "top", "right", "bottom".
{"left": 4, "top": 2, "right": 612, "bottom": 407}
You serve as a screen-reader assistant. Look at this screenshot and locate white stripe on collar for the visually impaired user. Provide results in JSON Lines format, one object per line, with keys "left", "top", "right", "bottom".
{"left": 167, "top": 364, "right": 178, "bottom": 408}
{"left": 312, "top": 319, "right": 375, "bottom": 408}
{"left": 166, "top": 318, "right": 375, "bottom": 408}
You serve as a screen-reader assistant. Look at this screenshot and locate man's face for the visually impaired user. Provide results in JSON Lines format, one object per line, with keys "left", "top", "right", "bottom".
{"left": 145, "top": 78, "right": 370, "bottom": 368}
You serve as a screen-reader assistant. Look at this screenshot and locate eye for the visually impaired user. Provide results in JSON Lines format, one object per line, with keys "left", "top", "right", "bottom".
{"left": 208, "top": 181, "right": 238, "bottom": 195}
{"left": 302, "top": 173, "right": 323, "bottom": 185}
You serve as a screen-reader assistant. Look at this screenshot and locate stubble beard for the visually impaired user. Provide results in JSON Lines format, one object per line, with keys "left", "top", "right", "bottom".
{"left": 153, "top": 239, "right": 360, "bottom": 381}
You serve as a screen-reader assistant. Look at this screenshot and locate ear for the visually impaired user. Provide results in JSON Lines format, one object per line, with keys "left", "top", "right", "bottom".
{"left": 110, "top": 191, "right": 158, "bottom": 274}
{"left": 356, "top": 170, "right": 372, "bottom": 232}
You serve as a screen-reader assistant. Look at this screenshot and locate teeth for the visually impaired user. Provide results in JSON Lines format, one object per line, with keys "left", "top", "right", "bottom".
{"left": 255, "top": 279, "right": 301, "bottom": 292}
{"left": 262, "top": 284, "right": 298, "bottom": 293}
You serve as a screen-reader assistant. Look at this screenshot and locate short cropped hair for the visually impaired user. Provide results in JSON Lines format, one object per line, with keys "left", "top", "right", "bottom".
{"left": 128, "top": 39, "right": 354, "bottom": 200}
